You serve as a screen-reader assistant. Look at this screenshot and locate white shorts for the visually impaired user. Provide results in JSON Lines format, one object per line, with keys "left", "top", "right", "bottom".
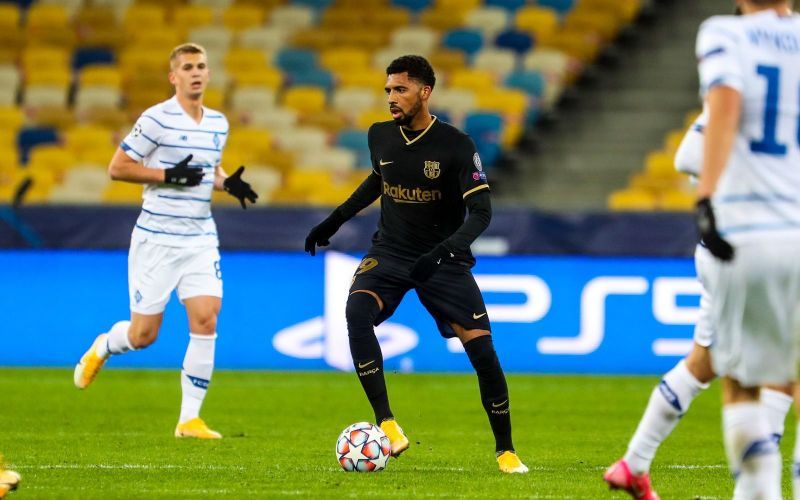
{"left": 128, "top": 236, "right": 223, "bottom": 315}
{"left": 693, "top": 245, "right": 714, "bottom": 348}
{"left": 707, "top": 240, "right": 800, "bottom": 386}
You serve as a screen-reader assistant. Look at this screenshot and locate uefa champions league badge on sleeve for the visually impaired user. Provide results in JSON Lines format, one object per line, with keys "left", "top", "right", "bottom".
{"left": 133, "top": 123, "right": 142, "bottom": 137}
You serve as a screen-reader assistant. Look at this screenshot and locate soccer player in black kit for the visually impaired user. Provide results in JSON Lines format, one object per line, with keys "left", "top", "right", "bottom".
{"left": 305, "top": 55, "right": 527, "bottom": 473}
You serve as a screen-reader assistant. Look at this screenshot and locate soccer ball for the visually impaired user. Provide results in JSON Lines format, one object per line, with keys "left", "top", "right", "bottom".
{"left": 336, "top": 422, "right": 391, "bottom": 472}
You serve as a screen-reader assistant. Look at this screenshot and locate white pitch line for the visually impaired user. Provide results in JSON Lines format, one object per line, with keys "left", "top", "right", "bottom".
{"left": 27, "top": 464, "right": 246, "bottom": 471}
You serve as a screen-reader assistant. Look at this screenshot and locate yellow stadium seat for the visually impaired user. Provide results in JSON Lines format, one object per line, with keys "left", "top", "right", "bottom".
{"left": 26, "top": 4, "right": 69, "bottom": 29}
{"left": 564, "top": 9, "right": 621, "bottom": 42}
{"left": 28, "top": 146, "right": 76, "bottom": 176}
{"left": 357, "top": 109, "right": 391, "bottom": 130}
{"left": 659, "top": 189, "right": 694, "bottom": 212}
{"left": 119, "top": 49, "right": 169, "bottom": 77}
{"left": 319, "top": 48, "right": 370, "bottom": 73}
{"left": 230, "top": 70, "right": 282, "bottom": 89}
{"left": 367, "top": 8, "right": 412, "bottom": 30}
{"left": 22, "top": 48, "right": 70, "bottom": 75}
{"left": 203, "top": 87, "right": 224, "bottom": 110}
{"left": 542, "top": 29, "right": 601, "bottom": 63}
{"left": 79, "top": 65, "right": 122, "bottom": 88}
{"left": 226, "top": 127, "right": 273, "bottom": 161}
{"left": 449, "top": 68, "right": 496, "bottom": 90}
{"left": 78, "top": 108, "right": 129, "bottom": 131}
{"left": 608, "top": 188, "right": 657, "bottom": 211}
{"left": 434, "top": 0, "right": 480, "bottom": 12}
{"left": 173, "top": 5, "right": 215, "bottom": 33}
{"left": 420, "top": 8, "right": 466, "bottom": 32}
{"left": 0, "top": 106, "right": 25, "bottom": 131}
{"left": 476, "top": 89, "right": 528, "bottom": 116}
{"left": 0, "top": 27, "right": 24, "bottom": 63}
{"left": 578, "top": 0, "right": 642, "bottom": 23}
{"left": 664, "top": 130, "right": 686, "bottom": 156}
{"left": 225, "top": 47, "right": 270, "bottom": 73}
{"left": 336, "top": 68, "right": 386, "bottom": 89}
{"left": 103, "top": 181, "right": 143, "bottom": 204}
{"left": 428, "top": 49, "right": 467, "bottom": 75}
{"left": 75, "top": 7, "right": 124, "bottom": 49}
{"left": 515, "top": 6, "right": 560, "bottom": 43}
{"left": 644, "top": 151, "right": 679, "bottom": 178}
{"left": 123, "top": 4, "right": 167, "bottom": 35}
{"left": 0, "top": 4, "right": 20, "bottom": 29}
{"left": 281, "top": 87, "right": 327, "bottom": 115}
{"left": 223, "top": 5, "right": 265, "bottom": 31}
{"left": 320, "top": 9, "right": 361, "bottom": 29}
{"left": 26, "top": 69, "right": 72, "bottom": 86}
{"left": 299, "top": 113, "right": 348, "bottom": 134}
{"left": 64, "top": 125, "right": 115, "bottom": 161}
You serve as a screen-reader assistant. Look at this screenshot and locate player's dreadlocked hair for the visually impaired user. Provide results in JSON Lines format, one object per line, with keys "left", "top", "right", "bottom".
{"left": 386, "top": 55, "right": 436, "bottom": 89}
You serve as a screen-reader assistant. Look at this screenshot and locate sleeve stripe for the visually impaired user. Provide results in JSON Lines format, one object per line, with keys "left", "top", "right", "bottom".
{"left": 463, "top": 184, "right": 489, "bottom": 198}
{"left": 120, "top": 141, "right": 144, "bottom": 159}
{"left": 698, "top": 46, "right": 726, "bottom": 61}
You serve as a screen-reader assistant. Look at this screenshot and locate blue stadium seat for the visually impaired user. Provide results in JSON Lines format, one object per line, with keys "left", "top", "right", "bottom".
{"left": 289, "top": 68, "right": 335, "bottom": 91}
{"left": 495, "top": 29, "right": 534, "bottom": 55}
{"left": 391, "top": 0, "right": 433, "bottom": 12}
{"left": 536, "top": 0, "right": 576, "bottom": 15}
{"left": 504, "top": 70, "right": 545, "bottom": 99}
{"left": 17, "top": 126, "right": 58, "bottom": 164}
{"left": 0, "top": 0, "right": 35, "bottom": 9}
{"left": 72, "top": 47, "right": 115, "bottom": 71}
{"left": 293, "top": 0, "right": 334, "bottom": 9}
{"left": 276, "top": 48, "right": 318, "bottom": 74}
{"left": 442, "top": 29, "right": 484, "bottom": 57}
{"left": 336, "top": 129, "right": 371, "bottom": 168}
{"left": 464, "top": 112, "right": 503, "bottom": 168}
{"left": 485, "top": 0, "right": 526, "bottom": 12}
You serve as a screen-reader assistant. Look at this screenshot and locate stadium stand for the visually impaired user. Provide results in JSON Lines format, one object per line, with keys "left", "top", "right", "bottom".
{"left": 0, "top": 0, "right": 646, "bottom": 206}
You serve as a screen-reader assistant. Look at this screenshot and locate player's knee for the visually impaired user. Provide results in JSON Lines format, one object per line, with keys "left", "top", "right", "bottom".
{"left": 463, "top": 335, "right": 499, "bottom": 372}
{"left": 129, "top": 326, "right": 159, "bottom": 348}
{"left": 190, "top": 313, "right": 218, "bottom": 334}
{"left": 346, "top": 292, "right": 380, "bottom": 334}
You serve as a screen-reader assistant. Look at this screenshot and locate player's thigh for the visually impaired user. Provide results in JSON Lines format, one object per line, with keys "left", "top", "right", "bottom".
{"left": 416, "top": 264, "right": 490, "bottom": 339}
{"left": 709, "top": 242, "right": 800, "bottom": 387}
{"left": 128, "top": 238, "right": 182, "bottom": 315}
{"left": 349, "top": 254, "right": 411, "bottom": 324}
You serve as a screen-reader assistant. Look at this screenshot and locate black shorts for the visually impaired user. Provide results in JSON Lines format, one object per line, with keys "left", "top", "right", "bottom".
{"left": 349, "top": 253, "right": 490, "bottom": 338}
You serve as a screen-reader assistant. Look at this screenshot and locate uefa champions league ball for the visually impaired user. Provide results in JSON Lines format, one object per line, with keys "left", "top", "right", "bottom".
{"left": 336, "top": 422, "right": 392, "bottom": 472}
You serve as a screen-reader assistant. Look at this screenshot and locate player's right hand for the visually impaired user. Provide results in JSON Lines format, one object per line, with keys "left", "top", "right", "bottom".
{"left": 695, "top": 197, "right": 734, "bottom": 261}
{"left": 164, "top": 154, "right": 204, "bottom": 186}
{"left": 304, "top": 210, "right": 347, "bottom": 256}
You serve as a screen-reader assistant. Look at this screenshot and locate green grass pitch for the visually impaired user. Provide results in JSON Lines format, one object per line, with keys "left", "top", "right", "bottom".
{"left": 0, "top": 368, "right": 795, "bottom": 498}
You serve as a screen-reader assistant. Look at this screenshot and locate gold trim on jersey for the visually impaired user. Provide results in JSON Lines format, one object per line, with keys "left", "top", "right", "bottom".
{"left": 462, "top": 184, "right": 489, "bottom": 198}
{"left": 399, "top": 115, "right": 438, "bottom": 145}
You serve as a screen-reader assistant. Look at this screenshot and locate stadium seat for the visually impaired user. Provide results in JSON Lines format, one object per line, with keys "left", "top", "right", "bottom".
{"left": 420, "top": 7, "right": 466, "bottom": 32}
{"left": 238, "top": 27, "right": 289, "bottom": 54}
{"left": 565, "top": 8, "right": 621, "bottom": 42}
{"left": 0, "top": 24, "right": 24, "bottom": 64}
{"left": 337, "top": 68, "right": 386, "bottom": 89}
{"left": 26, "top": 4, "right": 74, "bottom": 48}
{"left": 391, "top": 0, "right": 433, "bottom": 13}
{"left": 390, "top": 26, "right": 439, "bottom": 56}
{"left": 103, "top": 181, "right": 143, "bottom": 204}
{"left": 449, "top": 68, "right": 496, "bottom": 91}
{"left": 320, "top": 48, "right": 370, "bottom": 73}
{"left": 333, "top": 88, "right": 380, "bottom": 120}
{"left": 281, "top": 86, "right": 327, "bottom": 115}
{"left": 664, "top": 130, "right": 685, "bottom": 157}
{"left": 246, "top": 107, "right": 298, "bottom": 131}
{"left": 232, "top": 67, "right": 284, "bottom": 88}
{"left": 74, "top": 86, "right": 121, "bottom": 112}
{"left": 473, "top": 48, "right": 517, "bottom": 77}
{"left": 63, "top": 126, "right": 112, "bottom": 154}
{"left": 123, "top": 4, "right": 167, "bottom": 36}
{"left": 644, "top": 151, "right": 681, "bottom": 180}
{"left": 537, "top": 0, "right": 576, "bottom": 14}
{"left": 523, "top": 48, "right": 572, "bottom": 82}
{"left": 298, "top": 147, "right": 356, "bottom": 172}
{"left": 336, "top": 129, "right": 370, "bottom": 168}
{"left": 190, "top": 0, "right": 234, "bottom": 10}
{"left": 173, "top": 5, "right": 215, "bottom": 33}
{"left": 22, "top": 47, "right": 71, "bottom": 76}
{"left": 0, "top": 65, "right": 20, "bottom": 106}
{"left": 289, "top": 69, "right": 335, "bottom": 92}
{"left": 464, "top": 6, "right": 510, "bottom": 39}
{"left": 0, "top": 107, "right": 25, "bottom": 132}
{"left": 428, "top": 49, "right": 467, "bottom": 74}
{"left": 515, "top": 6, "right": 560, "bottom": 43}
{"left": 432, "top": 88, "right": 477, "bottom": 118}
{"left": 268, "top": 5, "right": 315, "bottom": 32}
{"left": 494, "top": 29, "right": 534, "bottom": 55}
{"left": 79, "top": 65, "right": 122, "bottom": 88}
{"left": 203, "top": 87, "right": 224, "bottom": 110}
{"left": 223, "top": 4, "right": 265, "bottom": 32}
{"left": 544, "top": 29, "right": 601, "bottom": 63}
{"left": 276, "top": 48, "right": 318, "bottom": 74}
{"left": 0, "top": 4, "right": 21, "bottom": 29}
{"left": 27, "top": 145, "right": 76, "bottom": 176}
{"left": 273, "top": 126, "right": 328, "bottom": 153}
{"left": 187, "top": 26, "right": 233, "bottom": 54}
{"left": 464, "top": 111, "right": 503, "bottom": 165}
{"left": 24, "top": 85, "right": 69, "bottom": 109}
{"left": 504, "top": 70, "right": 546, "bottom": 99}
{"left": 72, "top": 48, "right": 116, "bottom": 71}
{"left": 226, "top": 127, "right": 273, "bottom": 161}
{"left": 48, "top": 167, "right": 110, "bottom": 204}
{"left": 442, "top": 29, "right": 484, "bottom": 57}
{"left": 476, "top": 88, "right": 528, "bottom": 117}
{"left": 659, "top": 189, "right": 694, "bottom": 212}
{"left": 229, "top": 86, "right": 278, "bottom": 113}
{"left": 127, "top": 30, "right": 182, "bottom": 51}
{"left": 225, "top": 47, "right": 271, "bottom": 73}
{"left": 608, "top": 188, "right": 657, "bottom": 211}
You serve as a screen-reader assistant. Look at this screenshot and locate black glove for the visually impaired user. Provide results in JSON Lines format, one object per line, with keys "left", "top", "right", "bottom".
{"left": 305, "top": 210, "right": 347, "bottom": 256}
{"left": 410, "top": 243, "right": 454, "bottom": 283}
{"left": 696, "top": 197, "right": 734, "bottom": 261}
{"left": 164, "top": 154, "right": 204, "bottom": 186}
{"left": 223, "top": 166, "right": 258, "bottom": 209}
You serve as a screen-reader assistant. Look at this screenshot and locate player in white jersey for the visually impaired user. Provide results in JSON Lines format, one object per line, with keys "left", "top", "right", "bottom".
{"left": 693, "top": 1, "right": 800, "bottom": 497}
{"left": 73, "top": 43, "right": 257, "bottom": 439}
{"left": 604, "top": 107, "right": 793, "bottom": 500}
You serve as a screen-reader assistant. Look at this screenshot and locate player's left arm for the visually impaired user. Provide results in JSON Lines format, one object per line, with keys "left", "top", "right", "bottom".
{"left": 693, "top": 17, "right": 742, "bottom": 260}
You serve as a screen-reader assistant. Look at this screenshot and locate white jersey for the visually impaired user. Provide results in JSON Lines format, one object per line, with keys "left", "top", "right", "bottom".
{"left": 696, "top": 11, "right": 800, "bottom": 244}
{"left": 120, "top": 96, "right": 229, "bottom": 247}
{"left": 674, "top": 109, "right": 706, "bottom": 178}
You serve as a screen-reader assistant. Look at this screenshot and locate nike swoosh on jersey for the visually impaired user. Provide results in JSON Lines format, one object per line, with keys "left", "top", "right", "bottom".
{"left": 379, "top": 159, "right": 393, "bottom": 166}
{"left": 473, "top": 312, "right": 487, "bottom": 319}
{"left": 358, "top": 360, "right": 375, "bottom": 369}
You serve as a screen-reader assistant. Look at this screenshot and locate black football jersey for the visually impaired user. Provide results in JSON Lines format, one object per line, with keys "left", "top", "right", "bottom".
{"left": 366, "top": 117, "right": 490, "bottom": 265}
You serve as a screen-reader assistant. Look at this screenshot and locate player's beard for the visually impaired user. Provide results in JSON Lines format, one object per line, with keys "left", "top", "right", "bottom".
{"left": 392, "top": 98, "right": 423, "bottom": 127}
